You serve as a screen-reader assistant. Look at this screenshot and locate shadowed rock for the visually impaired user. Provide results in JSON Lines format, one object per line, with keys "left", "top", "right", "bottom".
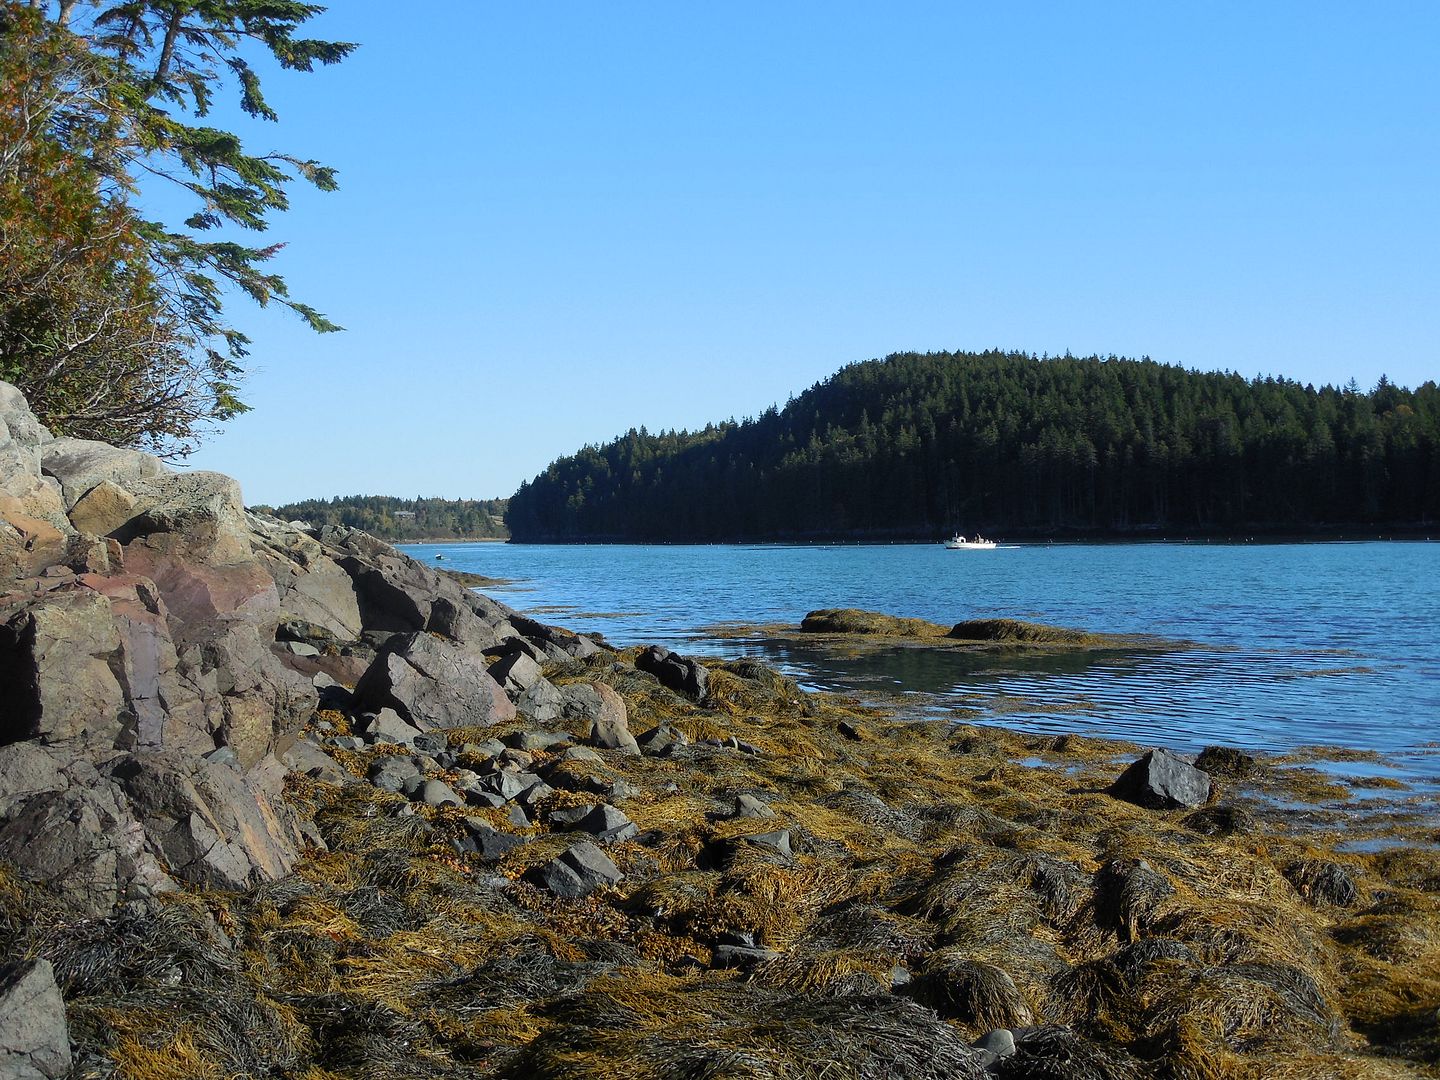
{"left": 635, "top": 644, "right": 709, "bottom": 700}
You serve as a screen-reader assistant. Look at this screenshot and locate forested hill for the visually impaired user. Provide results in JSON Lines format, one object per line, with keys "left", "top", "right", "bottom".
{"left": 257, "top": 496, "right": 508, "bottom": 541}
{"left": 505, "top": 351, "right": 1440, "bottom": 542}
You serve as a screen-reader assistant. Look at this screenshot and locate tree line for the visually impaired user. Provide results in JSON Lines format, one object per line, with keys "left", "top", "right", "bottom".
{"left": 258, "top": 495, "right": 509, "bottom": 542}
{"left": 505, "top": 351, "right": 1440, "bottom": 542}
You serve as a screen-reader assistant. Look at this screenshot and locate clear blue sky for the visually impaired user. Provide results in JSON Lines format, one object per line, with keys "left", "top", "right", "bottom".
{"left": 179, "top": 2, "right": 1439, "bottom": 505}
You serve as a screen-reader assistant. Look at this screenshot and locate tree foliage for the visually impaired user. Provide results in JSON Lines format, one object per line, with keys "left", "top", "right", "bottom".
{"left": 257, "top": 495, "right": 511, "bottom": 542}
{"left": 0, "top": 1, "right": 352, "bottom": 453}
{"left": 506, "top": 352, "right": 1440, "bottom": 541}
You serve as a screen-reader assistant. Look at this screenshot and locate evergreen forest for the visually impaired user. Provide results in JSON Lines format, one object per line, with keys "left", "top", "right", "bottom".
{"left": 505, "top": 351, "right": 1440, "bottom": 542}
{"left": 259, "top": 495, "right": 508, "bottom": 542}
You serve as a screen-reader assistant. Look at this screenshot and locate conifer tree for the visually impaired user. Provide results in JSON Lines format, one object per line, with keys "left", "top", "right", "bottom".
{"left": 0, "top": 1, "right": 354, "bottom": 452}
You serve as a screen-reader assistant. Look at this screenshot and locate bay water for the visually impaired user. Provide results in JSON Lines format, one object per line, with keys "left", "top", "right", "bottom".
{"left": 401, "top": 540, "right": 1440, "bottom": 782}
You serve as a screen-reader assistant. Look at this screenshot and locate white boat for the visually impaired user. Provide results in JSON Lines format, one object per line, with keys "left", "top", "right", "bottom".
{"left": 944, "top": 534, "right": 996, "bottom": 550}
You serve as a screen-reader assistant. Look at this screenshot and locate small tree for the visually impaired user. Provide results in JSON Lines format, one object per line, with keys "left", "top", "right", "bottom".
{"left": 0, "top": 2, "right": 354, "bottom": 453}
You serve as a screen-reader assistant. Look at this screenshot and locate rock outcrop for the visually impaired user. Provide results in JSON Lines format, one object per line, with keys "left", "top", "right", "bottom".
{"left": 0, "top": 379, "right": 592, "bottom": 917}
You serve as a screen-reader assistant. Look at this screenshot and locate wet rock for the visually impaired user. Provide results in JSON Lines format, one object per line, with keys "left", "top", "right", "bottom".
{"left": 353, "top": 631, "right": 515, "bottom": 729}
{"left": 1110, "top": 747, "right": 1211, "bottom": 810}
{"left": 0, "top": 959, "right": 71, "bottom": 1080}
{"left": 635, "top": 644, "right": 709, "bottom": 700}
{"left": 526, "top": 840, "right": 623, "bottom": 897}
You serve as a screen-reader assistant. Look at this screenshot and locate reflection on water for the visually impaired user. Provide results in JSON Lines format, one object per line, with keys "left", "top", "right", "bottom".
{"left": 401, "top": 540, "right": 1440, "bottom": 777}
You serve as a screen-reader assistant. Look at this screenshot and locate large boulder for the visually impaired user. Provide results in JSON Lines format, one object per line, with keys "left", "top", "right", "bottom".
{"left": 0, "top": 589, "right": 126, "bottom": 744}
{"left": 0, "top": 383, "right": 69, "bottom": 538}
{"left": 0, "top": 959, "right": 72, "bottom": 1080}
{"left": 246, "top": 512, "right": 363, "bottom": 640}
{"left": 353, "top": 631, "right": 515, "bottom": 728}
{"left": 1110, "top": 748, "right": 1212, "bottom": 810}
{"left": 118, "top": 470, "right": 254, "bottom": 566}
{"left": 39, "top": 436, "right": 166, "bottom": 510}
{"left": 567, "top": 683, "right": 639, "bottom": 755}
{"left": 635, "top": 644, "right": 709, "bottom": 700}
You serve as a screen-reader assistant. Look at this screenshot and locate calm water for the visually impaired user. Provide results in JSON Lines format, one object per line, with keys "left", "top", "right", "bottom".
{"left": 401, "top": 541, "right": 1440, "bottom": 775}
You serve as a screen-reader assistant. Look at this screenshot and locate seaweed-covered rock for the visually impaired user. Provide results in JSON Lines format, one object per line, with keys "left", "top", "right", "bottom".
{"left": 1181, "top": 803, "right": 1255, "bottom": 836}
{"left": 1109, "top": 748, "right": 1211, "bottom": 810}
{"left": 1194, "top": 744, "right": 1257, "bottom": 779}
{"left": 1285, "top": 858, "right": 1359, "bottom": 908}
{"left": 635, "top": 644, "right": 709, "bottom": 700}
{"left": 0, "top": 959, "right": 71, "bottom": 1080}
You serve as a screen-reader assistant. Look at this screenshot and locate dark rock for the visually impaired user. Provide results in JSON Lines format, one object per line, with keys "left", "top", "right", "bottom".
{"left": 1181, "top": 803, "right": 1256, "bottom": 836}
{"left": 1194, "top": 745, "right": 1257, "bottom": 779}
{"left": 549, "top": 803, "right": 638, "bottom": 844}
{"left": 637, "top": 723, "right": 689, "bottom": 756}
{"left": 368, "top": 755, "right": 423, "bottom": 793}
{"left": 0, "top": 959, "right": 72, "bottom": 1079}
{"left": 838, "top": 720, "right": 863, "bottom": 741}
{"left": 411, "top": 732, "right": 449, "bottom": 755}
{"left": 635, "top": 644, "right": 709, "bottom": 700}
{"left": 454, "top": 820, "right": 527, "bottom": 861}
{"left": 526, "top": 840, "right": 623, "bottom": 897}
{"left": 1285, "top": 858, "right": 1360, "bottom": 908}
{"left": 352, "top": 631, "right": 515, "bottom": 729}
{"left": 1109, "top": 747, "right": 1211, "bottom": 810}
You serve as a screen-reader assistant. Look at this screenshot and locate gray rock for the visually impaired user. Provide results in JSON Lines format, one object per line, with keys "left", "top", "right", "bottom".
{"left": 503, "top": 730, "right": 571, "bottom": 752}
{"left": 569, "top": 683, "right": 639, "bottom": 755}
{"left": 549, "top": 803, "right": 638, "bottom": 844}
{"left": 741, "top": 829, "right": 792, "bottom": 857}
{"left": 39, "top": 436, "right": 166, "bottom": 510}
{"left": 479, "top": 769, "right": 541, "bottom": 802}
{"left": 505, "top": 803, "right": 530, "bottom": 828}
{"left": 513, "top": 779, "right": 555, "bottom": 813}
{"left": 732, "top": 794, "right": 777, "bottom": 820}
{"left": 710, "top": 944, "right": 778, "bottom": 968}
{"left": 452, "top": 821, "right": 527, "bottom": 862}
{"left": 638, "top": 724, "right": 689, "bottom": 756}
{"left": 556, "top": 745, "right": 604, "bottom": 764}
{"left": 417, "top": 779, "right": 462, "bottom": 807}
{"left": 280, "top": 738, "right": 350, "bottom": 785}
{"left": 1110, "top": 748, "right": 1212, "bottom": 810}
{"left": 368, "top": 755, "right": 423, "bottom": 793}
{"left": 489, "top": 650, "right": 543, "bottom": 696}
{"left": 0, "top": 959, "right": 71, "bottom": 1079}
{"left": 355, "top": 707, "right": 426, "bottom": 747}
{"left": 516, "top": 677, "right": 565, "bottom": 724}
{"left": 635, "top": 644, "right": 709, "bottom": 700}
{"left": 412, "top": 732, "right": 449, "bottom": 755}
{"left": 526, "top": 840, "right": 623, "bottom": 897}
{"left": 974, "top": 1029, "right": 1016, "bottom": 1059}
{"left": 352, "top": 631, "right": 516, "bottom": 729}
{"left": 331, "top": 735, "right": 365, "bottom": 751}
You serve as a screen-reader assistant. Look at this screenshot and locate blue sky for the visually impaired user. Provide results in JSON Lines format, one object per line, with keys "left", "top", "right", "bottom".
{"left": 177, "top": 2, "right": 1439, "bottom": 505}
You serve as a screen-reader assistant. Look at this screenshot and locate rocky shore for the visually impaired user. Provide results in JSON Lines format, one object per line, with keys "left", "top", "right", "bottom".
{"left": 2, "top": 380, "right": 1437, "bottom": 1079}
